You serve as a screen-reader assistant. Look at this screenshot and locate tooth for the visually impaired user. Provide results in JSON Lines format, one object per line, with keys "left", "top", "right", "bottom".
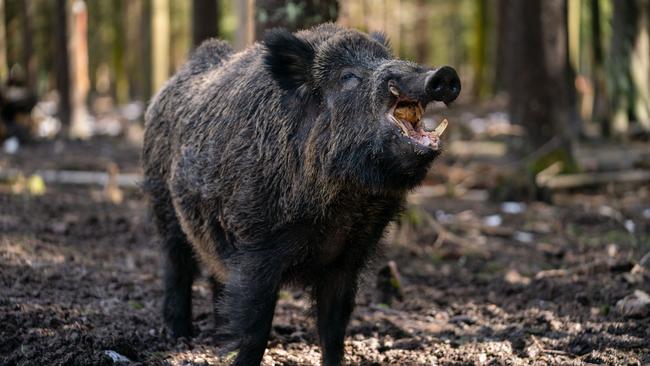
{"left": 433, "top": 118, "right": 448, "bottom": 136}
{"left": 390, "top": 115, "right": 409, "bottom": 136}
{"left": 389, "top": 86, "right": 400, "bottom": 96}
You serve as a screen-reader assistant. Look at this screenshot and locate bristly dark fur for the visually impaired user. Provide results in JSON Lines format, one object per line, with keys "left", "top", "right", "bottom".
{"left": 142, "top": 23, "right": 456, "bottom": 366}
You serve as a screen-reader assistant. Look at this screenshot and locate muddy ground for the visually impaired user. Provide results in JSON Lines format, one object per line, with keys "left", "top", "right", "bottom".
{"left": 1, "top": 137, "right": 649, "bottom": 365}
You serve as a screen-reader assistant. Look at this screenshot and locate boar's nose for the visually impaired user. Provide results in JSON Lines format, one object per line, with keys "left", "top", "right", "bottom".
{"left": 425, "top": 66, "right": 461, "bottom": 104}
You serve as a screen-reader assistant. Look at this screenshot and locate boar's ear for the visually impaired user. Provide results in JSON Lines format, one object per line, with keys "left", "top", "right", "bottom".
{"left": 263, "top": 28, "right": 316, "bottom": 92}
{"left": 370, "top": 31, "right": 391, "bottom": 50}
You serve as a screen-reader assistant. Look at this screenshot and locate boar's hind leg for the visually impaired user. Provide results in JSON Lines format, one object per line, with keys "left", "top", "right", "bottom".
{"left": 315, "top": 270, "right": 358, "bottom": 366}
{"left": 209, "top": 276, "right": 226, "bottom": 328}
{"left": 151, "top": 191, "right": 199, "bottom": 338}
{"left": 223, "top": 250, "right": 284, "bottom": 366}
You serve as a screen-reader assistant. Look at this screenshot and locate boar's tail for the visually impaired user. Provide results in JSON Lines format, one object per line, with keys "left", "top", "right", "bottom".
{"left": 187, "top": 39, "right": 234, "bottom": 75}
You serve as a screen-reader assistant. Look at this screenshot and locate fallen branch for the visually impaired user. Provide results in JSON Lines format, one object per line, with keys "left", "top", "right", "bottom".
{"left": 538, "top": 169, "right": 650, "bottom": 190}
{"left": 0, "top": 168, "right": 142, "bottom": 188}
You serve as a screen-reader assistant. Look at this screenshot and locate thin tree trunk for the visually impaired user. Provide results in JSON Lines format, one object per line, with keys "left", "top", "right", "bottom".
{"left": 608, "top": 0, "right": 631, "bottom": 136}
{"left": 0, "top": 0, "right": 7, "bottom": 81}
{"left": 630, "top": 0, "right": 650, "bottom": 130}
{"left": 590, "top": 0, "right": 608, "bottom": 127}
{"left": 152, "top": 0, "right": 170, "bottom": 93}
{"left": 567, "top": 0, "right": 581, "bottom": 72}
{"left": 140, "top": 0, "right": 152, "bottom": 101}
{"left": 414, "top": 0, "right": 428, "bottom": 64}
{"left": 125, "top": 0, "right": 142, "bottom": 101}
{"left": 113, "top": 0, "right": 128, "bottom": 104}
{"left": 192, "top": 0, "right": 219, "bottom": 48}
{"left": 20, "top": 0, "right": 36, "bottom": 91}
{"left": 55, "top": 0, "right": 71, "bottom": 127}
{"left": 68, "top": 0, "right": 91, "bottom": 139}
{"left": 471, "top": 0, "right": 488, "bottom": 98}
{"left": 494, "top": 0, "right": 510, "bottom": 93}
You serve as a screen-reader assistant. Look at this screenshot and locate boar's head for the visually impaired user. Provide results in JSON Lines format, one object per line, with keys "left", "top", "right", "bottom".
{"left": 263, "top": 25, "right": 460, "bottom": 192}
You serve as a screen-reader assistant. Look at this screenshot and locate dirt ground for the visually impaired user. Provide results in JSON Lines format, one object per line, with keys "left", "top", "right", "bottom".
{"left": 1, "top": 137, "right": 649, "bottom": 366}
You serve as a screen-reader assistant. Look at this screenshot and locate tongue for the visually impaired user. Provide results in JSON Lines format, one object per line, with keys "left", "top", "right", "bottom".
{"left": 413, "top": 129, "right": 439, "bottom": 148}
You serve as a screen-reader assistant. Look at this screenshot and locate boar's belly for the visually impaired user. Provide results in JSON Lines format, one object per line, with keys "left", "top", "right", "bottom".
{"left": 319, "top": 226, "right": 351, "bottom": 264}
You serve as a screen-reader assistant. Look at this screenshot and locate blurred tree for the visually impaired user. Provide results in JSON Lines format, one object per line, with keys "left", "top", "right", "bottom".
{"left": 414, "top": 0, "right": 429, "bottom": 64}
{"left": 254, "top": 0, "right": 338, "bottom": 39}
{"left": 607, "top": 0, "right": 650, "bottom": 137}
{"left": 470, "top": 0, "right": 489, "bottom": 98}
{"left": 152, "top": 0, "right": 170, "bottom": 93}
{"left": 0, "top": 0, "right": 7, "bottom": 81}
{"left": 494, "top": 0, "right": 509, "bottom": 93}
{"left": 112, "top": 0, "right": 127, "bottom": 104}
{"left": 126, "top": 0, "right": 151, "bottom": 102}
{"left": 170, "top": 1, "right": 190, "bottom": 72}
{"left": 68, "top": 0, "right": 91, "bottom": 139}
{"left": 500, "top": 0, "right": 577, "bottom": 150}
{"left": 235, "top": 0, "right": 254, "bottom": 49}
{"left": 192, "top": 0, "right": 219, "bottom": 47}
{"left": 19, "top": 0, "right": 36, "bottom": 91}
{"left": 55, "top": 0, "right": 71, "bottom": 126}
{"left": 589, "top": 0, "right": 608, "bottom": 125}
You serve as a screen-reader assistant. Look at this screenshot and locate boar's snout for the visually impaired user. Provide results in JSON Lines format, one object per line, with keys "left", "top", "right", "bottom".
{"left": 425, "top": 66, "right": 460, "bottom": 105}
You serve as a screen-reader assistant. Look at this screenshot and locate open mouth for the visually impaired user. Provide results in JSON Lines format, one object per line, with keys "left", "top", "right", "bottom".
{"left": 387, "top": 100, "right": 448, "bottom": 149}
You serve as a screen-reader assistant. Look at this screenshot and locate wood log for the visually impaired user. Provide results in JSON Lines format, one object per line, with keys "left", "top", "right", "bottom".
{"left": 538, "top": 169, "right": 650, "bottom": 189}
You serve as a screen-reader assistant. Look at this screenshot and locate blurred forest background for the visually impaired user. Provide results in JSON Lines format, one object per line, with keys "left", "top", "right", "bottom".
{"left": 1, "top": 0, "right": 649, "bottom": 147}
{"left": 1, "top": 1, "right": 650, "bottom": 365}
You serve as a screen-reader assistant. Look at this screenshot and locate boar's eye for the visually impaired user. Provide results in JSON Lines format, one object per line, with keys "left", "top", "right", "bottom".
{"left": 341, "top": 72, "right": 359, "bottom": 81}
{"left": 340, "top": 70, "right": 361, "bottom": 90}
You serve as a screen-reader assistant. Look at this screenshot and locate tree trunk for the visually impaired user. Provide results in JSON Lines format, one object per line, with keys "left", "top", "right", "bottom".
{"left": 471, "top": 0, "right": 488, "bottom": 98}
{"left": 254, "top": 0, "right": 339, "bottom": 40}
{"left": 631, "top": 0, "right": 650, "bottom": 131}
{"left": 494, "top": 0, "right": 510, "bottom": 93}
{"left": 68, "top": 0, "right": 91, "bottom": 139}
{"left": 54, "top": 0, "right": 71, "bottom": 127}
{"left": 152, "top": 0, "right": 170, "bottom": 93}
{"left": 20, "top": 0, "right": 36, "bottom": 91}
{"left": 0, "top": 0, "right": 7, "bottom": 81}
{"left": 125, "top": 0, "right": 143, "bottom": 102}
{"left": 608, "top": 0, "right": 650, "bottom": 137}
{"left": 109, "top": 0, "right": 127, "bottom": 104}
{"left": 589, "top": 0, "right": 608, "bottom": 126}
{"left": 414, "top": 0, "right": 429, "bottom": 64}
{"left": 192, "top": 0, "right": 219, "bottom": 48}
{"left": 501, "top": 0, "right": 576, "bottom": 150}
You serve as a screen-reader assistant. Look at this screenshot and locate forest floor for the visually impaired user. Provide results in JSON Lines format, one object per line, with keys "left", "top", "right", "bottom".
{"left": 1, "top": 134, "right": 650, "bottom": 366}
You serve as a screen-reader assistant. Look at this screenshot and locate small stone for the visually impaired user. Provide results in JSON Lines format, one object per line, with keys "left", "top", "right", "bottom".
{"left": 505, "top": 270, "right": 531, "bottom": 286}
{"left": 638, "top": 252, "right": 650, "bottom": 270}
{"left": 615, "top": 290, "right": 650, "bottom": 318}
{"left": 514, "top": 231, "right": 534, "bottom": 243}
{"left": 483, "top": 214, "right": 502, "bottom": 227}
{"left": 501, "top": 201, "right": 526, "bottom": 214}
{"left": 103, "top": 350, "right": 131, "bottom": 364}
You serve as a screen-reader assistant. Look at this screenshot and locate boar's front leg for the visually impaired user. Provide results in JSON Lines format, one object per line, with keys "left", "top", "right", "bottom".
{"left": 223, "top": 249, "right": 283, "bottom": 366}
{"left": 315, "top": 270, "right": 358, "bottom": 366}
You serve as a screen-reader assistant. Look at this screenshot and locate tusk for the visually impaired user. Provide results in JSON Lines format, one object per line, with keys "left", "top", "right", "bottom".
{"left": 433, "top": 118, "right": 448, "bottom": 136}
{"left": 390, "top": 115, "right": 410, "bottom": 136}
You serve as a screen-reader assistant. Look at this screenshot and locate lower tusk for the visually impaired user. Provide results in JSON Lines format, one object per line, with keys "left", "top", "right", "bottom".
{"left": 433, "top": 118, "right": 448, "bottom": 136}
